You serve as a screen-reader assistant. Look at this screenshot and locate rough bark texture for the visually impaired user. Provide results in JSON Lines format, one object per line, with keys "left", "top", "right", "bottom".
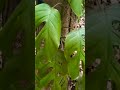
{"left": 61, "top": 0, "right": 71, "bottom": 37}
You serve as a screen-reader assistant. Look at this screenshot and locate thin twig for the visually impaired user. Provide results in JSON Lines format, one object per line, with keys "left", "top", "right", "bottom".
{"left": 53, "top": 3, "right": 62, "bottom": 8}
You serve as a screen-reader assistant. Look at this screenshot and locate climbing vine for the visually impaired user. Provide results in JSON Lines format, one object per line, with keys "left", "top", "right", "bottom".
{"left": 35, "top": 0, "right": 85, "bottom": 90}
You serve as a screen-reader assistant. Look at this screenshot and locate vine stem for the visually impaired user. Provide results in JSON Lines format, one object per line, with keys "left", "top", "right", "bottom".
{"left": 53, "top": 3, "right": 62, "bottom": 8}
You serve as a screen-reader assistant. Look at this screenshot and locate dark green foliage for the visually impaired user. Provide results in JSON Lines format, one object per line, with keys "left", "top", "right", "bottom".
{"left": 0, "top": 0, "right": 35, "bottom": 89}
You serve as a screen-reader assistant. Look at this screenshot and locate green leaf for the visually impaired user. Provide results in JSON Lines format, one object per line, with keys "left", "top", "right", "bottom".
{"left": 51, "top": 50, "right": 68, "bottom": 90}
{"left": 86, "top": 4, "right": 120, "bottom": 90}
{"left": 39, "top": 71, "right": 55, "bottom": 89}
{"left": 52, "top": 76, "right": 61, "bottom": 90}
{"left": 65, "top": 28, "right": 85, "bottom": 79}
{"left": 67, "top": 0, "right": 83, "bottom": 17}
{"left": 35, "top": 3, "right": 61, "bottom": 59}
{"left": 53, "top": 50, "right": 68, "bottom": 75}
{"left": 76, "top": 74, "right": 85, "bottom": 90}
{"left": 35, "top": 49, "right": 68, "bottom": 89}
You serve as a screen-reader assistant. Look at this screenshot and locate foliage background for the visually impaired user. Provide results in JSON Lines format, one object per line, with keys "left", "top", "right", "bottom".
{"left": 86, "top": 0, "right": 120, "bottom": 90}
{"left": 0, "top": 0, "right": 35, "bottom": 89}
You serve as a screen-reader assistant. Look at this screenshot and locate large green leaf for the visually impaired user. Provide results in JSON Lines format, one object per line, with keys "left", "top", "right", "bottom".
{"left": 52, "top": 50, "right": 68, "bottom": 90}
{"left": 86, "top": 4, "right": 120, "bottom": 90}
{"left": 67, "top": 0, "right": 83, "bottom": 17}
{"left": 65, "top": 27, "right": 85, "bottom": 80}
{"left": 35, "top": 49, "right": 68, "bottom": 90}
{"left": 35, "top": 3, "right": 61, "bottom": 59}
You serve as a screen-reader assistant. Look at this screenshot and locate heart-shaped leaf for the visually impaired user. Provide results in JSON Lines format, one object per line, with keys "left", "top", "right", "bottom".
{"left": 65, "top": 27, "right": 85, "bottom": 80}
{"left": 35, "top": 3, "right": 61, "bottom": 59}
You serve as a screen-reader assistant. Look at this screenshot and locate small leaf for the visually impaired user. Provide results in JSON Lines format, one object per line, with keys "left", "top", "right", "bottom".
{"left": 67, "top": 0, "right": 83, "bottom": 17}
